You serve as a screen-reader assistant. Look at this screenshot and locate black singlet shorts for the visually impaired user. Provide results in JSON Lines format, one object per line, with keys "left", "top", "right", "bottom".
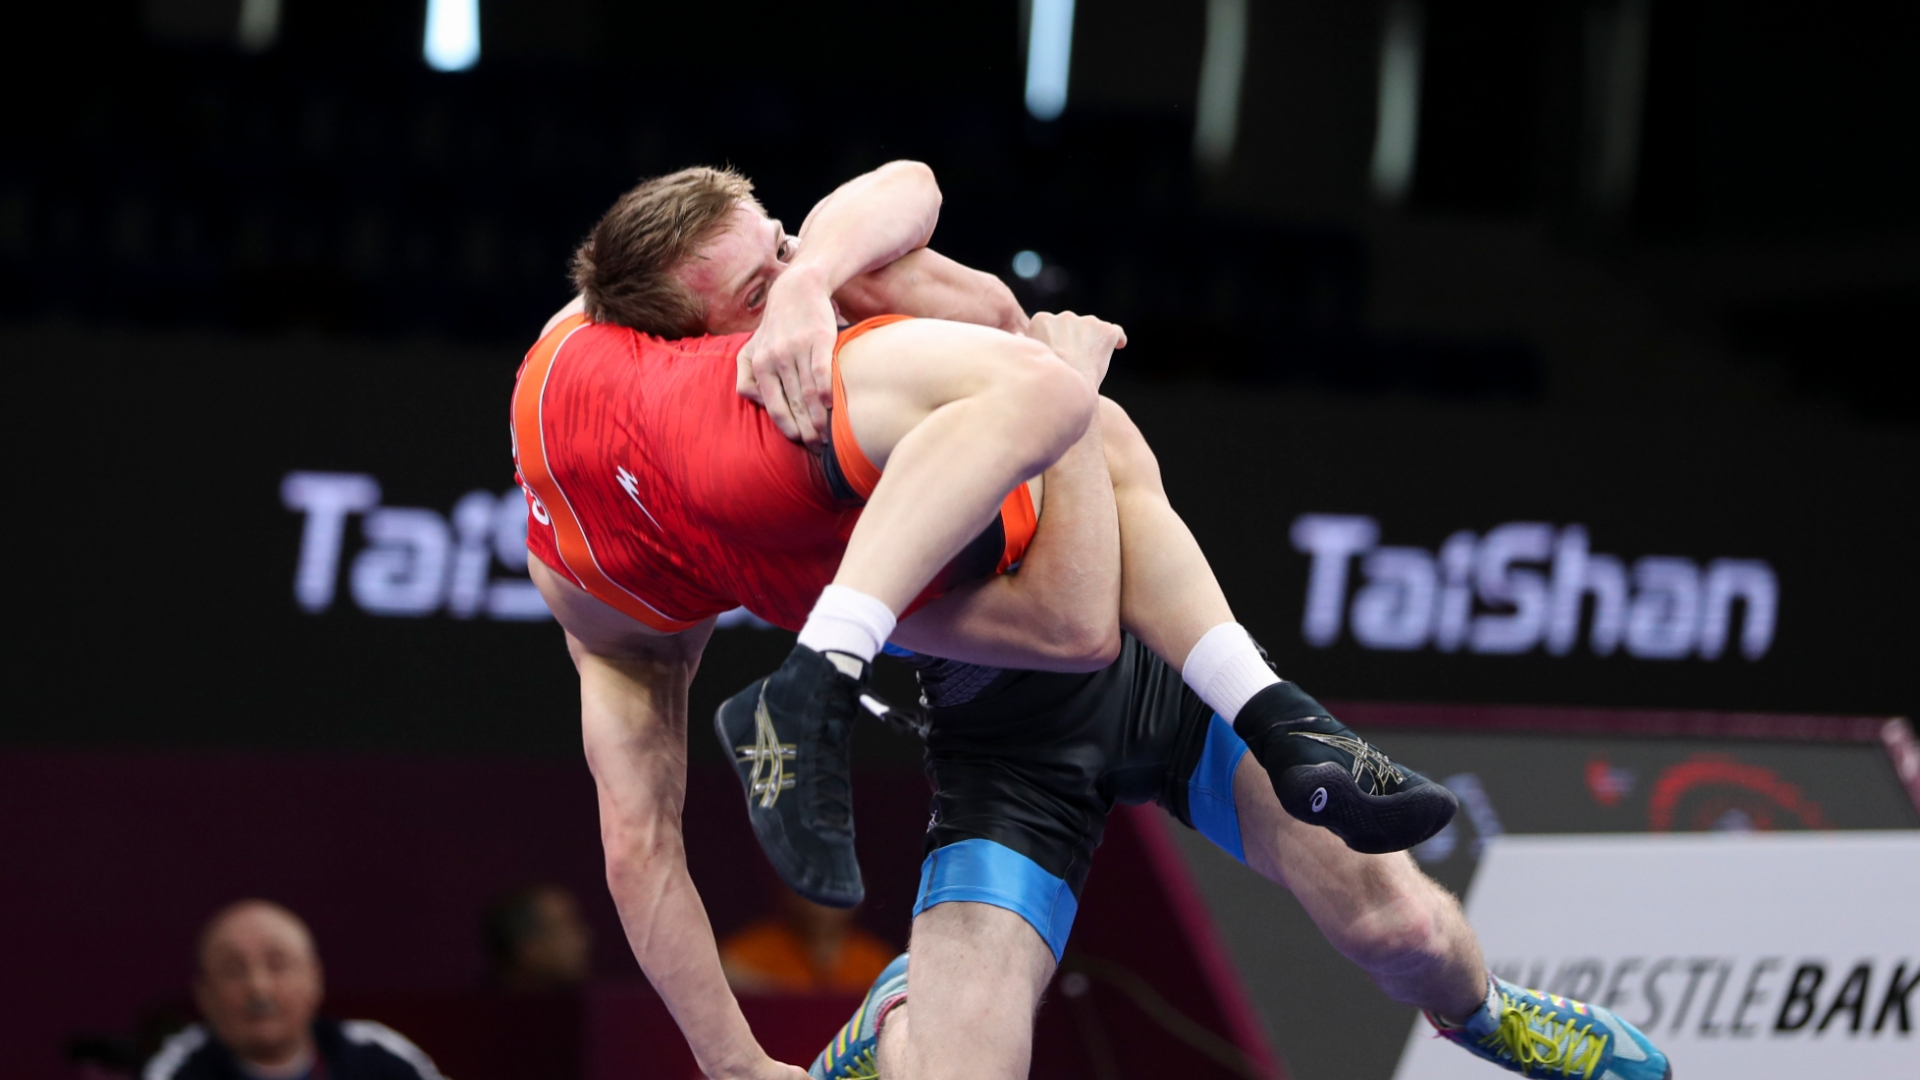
{"left": 895, "top": 634, "right": 1252, "bottom": 959}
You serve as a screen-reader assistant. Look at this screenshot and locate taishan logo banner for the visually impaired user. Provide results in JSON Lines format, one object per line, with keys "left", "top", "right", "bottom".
{"left": 1292, "top": 514, "right": 1778, "bottom": 661}
{"left": 281, "top": 471, "right": 770, "bottom": 628}
{"left": 1393, "top": 832, "right": 1917, "bottom": 1080}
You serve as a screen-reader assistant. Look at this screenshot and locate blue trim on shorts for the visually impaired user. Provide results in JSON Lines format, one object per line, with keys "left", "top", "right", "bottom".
{"left": 1188, "top": 713, "right": 1249, "bottom": 863}
{"left": 914, "top": 838, "right": 1079, "bottom": 961}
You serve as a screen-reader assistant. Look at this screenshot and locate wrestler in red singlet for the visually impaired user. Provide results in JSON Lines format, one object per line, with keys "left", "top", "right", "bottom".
{"left": 512, "top": 313, "right": 1037, "bottom": 633}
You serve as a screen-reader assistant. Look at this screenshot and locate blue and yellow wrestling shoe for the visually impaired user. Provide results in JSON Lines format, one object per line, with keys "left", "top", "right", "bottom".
{"left": 1431, "top": 976, "right": 1672, "bottom": 1079}
{"left": 808, "top": 952, "right": 910, "bottom": 1080}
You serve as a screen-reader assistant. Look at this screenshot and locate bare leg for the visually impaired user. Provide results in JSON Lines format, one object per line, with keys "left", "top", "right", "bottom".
{"left": 1102, "top": 400, "right": 1459, "bottom": 855}
{"left": 1097, "top": 399, "right": 1236, "bottom": 672}
{"left": 1230, "top": 754, "right": 1487, "bottom": 1020}
{"left": 834, "top": 319, "right": 1094, "bottom": 615}
{"left": 874, "top": 901, "right": 1056, "bottom": 1080}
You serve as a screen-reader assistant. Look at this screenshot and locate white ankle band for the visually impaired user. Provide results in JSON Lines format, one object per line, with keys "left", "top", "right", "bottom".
{"left": 796, "top": 585, "right": 897, "bottom": 664}
{"left": 1182, "top": 622, "right": 1281, "bottom": 721}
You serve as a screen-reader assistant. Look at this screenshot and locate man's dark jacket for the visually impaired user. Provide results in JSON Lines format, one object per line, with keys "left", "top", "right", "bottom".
{"left": 144, "top": 1017, "right": 443, "bottom": 1080}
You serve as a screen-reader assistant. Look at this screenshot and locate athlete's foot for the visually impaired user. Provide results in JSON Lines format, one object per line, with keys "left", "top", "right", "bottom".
{"left": 716, "top": 644, "right": 886, "bottom": 907}
{"left": 1232, "top": 682, "right": 1457, "bottom": 854}
{"left": 809, "top": 952, "right": 909, "bottom": 1080}
{"left": 1430, "top": 975, "right": 1672, "bottom": 1079}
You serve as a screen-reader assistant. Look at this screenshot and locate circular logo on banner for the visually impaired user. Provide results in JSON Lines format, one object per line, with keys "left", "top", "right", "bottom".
{"left": 1647, "top": 754, "right": 1830, "bottom": 832}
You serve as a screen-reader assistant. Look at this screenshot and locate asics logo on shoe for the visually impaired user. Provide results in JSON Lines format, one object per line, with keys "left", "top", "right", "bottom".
{"left": 1311, "top": 787, "right": 1329, "bottom": 813}
{"left": 1289, "top": 730, "right": 1409, "bottom": 793}
{"left": 614, "top": 466, "right": 664, "bottom": 531}
{"left": 810, "top": 953, "right": 908, "bottom": 1080}
{"left": 735, "top": 688, "right": 797, "bottom": 808}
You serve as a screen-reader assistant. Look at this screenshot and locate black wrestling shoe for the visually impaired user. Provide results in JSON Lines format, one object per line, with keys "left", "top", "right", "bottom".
{"left": 1232, "top": 682, "right": 1457, "bottom": 854}
{"left": 715, "top": 644, "right": 879, "bottom": 908}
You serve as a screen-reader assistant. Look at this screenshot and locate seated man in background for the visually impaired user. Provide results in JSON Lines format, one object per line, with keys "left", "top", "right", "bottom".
{"left": 482, "top": 884, "right": 594, "bottom": 994}
{"left": 721, "top": 890, "right": 896, "bottom": 995}
{"left": 145, "top": 900, "right": 446, "bottom": 1080}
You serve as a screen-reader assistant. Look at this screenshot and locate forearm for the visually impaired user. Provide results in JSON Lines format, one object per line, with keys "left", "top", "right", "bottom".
{"left": 787, "top": 160, "right": 941, "bottom": 293}
{"left": 603, "top": 820, "right": 764, "bottom": 1076}
{"left": 834, "top": 248, "right": 1029, "bottom": 334}
{"left": 892, "top": 402, "right": 1120, "bottom": 670}
{"left": 578, "top": 647, "right": 765, "bottom": 1078}
{"left": 744, "top": 162, "right": 956, "bottom": 445}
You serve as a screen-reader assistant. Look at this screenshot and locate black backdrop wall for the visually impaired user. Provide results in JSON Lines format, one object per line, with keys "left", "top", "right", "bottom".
{"left": 11, "top": 323, "right": 1914, "bottom": 756}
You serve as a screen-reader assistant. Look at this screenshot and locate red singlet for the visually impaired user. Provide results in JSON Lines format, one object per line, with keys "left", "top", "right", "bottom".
{"left": 511, "top": 314, "right": 1037, "bottom": 633}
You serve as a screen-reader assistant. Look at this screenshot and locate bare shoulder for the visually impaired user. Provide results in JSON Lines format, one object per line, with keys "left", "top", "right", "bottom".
{"left": 540, "top": 295, "right": 588, "bottom": 340}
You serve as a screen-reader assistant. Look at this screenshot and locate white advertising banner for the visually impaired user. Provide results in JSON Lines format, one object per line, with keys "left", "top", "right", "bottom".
{"left": 1392, "top": 832, "right": 1919, "bottom": 1080}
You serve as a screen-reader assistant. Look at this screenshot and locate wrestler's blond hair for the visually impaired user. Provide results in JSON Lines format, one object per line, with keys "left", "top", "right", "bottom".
{"left": 570, "top": 166, "right": 762, "bottom": 337}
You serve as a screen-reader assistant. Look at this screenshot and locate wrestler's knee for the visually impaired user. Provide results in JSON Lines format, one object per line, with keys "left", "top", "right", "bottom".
{"left": 992, "top": 337, "right": 1096, "bottom": 459}
{"left": 1097, "top": 398, "right": 1165, "bottom": 496}
{"left": 1058, "top": 618, "right": 1124, "bottom": 670}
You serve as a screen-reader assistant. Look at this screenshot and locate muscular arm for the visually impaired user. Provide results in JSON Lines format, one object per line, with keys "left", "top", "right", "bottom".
{"left": 532, "top": 563, "right": 802, "bottom": 1080}
{"left": 788, "top": 159, "right": 942, "bottom": 290}
{"left": 834, "top": 247, "right": 1028, "bottom": 336}
{"left": 744, "top": 160, "right": 944, "bottom": 443}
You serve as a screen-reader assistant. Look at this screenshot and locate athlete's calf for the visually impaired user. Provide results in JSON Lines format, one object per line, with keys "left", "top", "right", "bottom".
{"left": 1231, "top": 753, "right": 1672, "bottom": 1079}
{"left": 1232, "top": 749, "right": 1489, "bottom": 1019}
{"left": 805, "top": 901, "right": 1056, "bottom": 1080}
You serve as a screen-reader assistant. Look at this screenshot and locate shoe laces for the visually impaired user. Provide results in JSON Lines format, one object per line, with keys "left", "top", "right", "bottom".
{"left": 1479, "top": 992, "right": 1608, "bottom": 1078}
{"left": 1290, "top": 730, "right": 1408, "bottom": 794}
{"left": 826, "top": 1048, "right": 878, "bottom": 1080}
{"left": 809, "top": 684, "right": 857, "bottom": 831}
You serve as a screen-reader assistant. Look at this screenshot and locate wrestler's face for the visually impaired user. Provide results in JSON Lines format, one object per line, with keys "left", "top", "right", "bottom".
{"left": 677, "top": 203, "right": 793, "bottom": 334}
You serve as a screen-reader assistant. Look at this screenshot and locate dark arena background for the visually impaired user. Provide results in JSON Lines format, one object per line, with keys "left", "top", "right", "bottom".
{"left": 5, "top": 2, "right": 1917, "bottom": 1079}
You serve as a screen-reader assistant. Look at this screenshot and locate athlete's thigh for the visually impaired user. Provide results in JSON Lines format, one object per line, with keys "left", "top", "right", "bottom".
{"left": 1232, "top": 755, "right": 1425, "bottom": 927}
{"left": 836, "top": 317, "right": 1054, "bottom": 470}
{"left": 903, "top": 901, "right": 1055, "bottom": 1080}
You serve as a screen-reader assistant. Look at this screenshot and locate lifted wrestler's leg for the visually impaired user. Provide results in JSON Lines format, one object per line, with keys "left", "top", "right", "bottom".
{"left": 1102, "top": 400, "right": 1457, "bottom": 854}
{"left": 1229, "top": 752, "right": 1488, "bottom": 1020}
{"left": 875, "top": 902, "right": 1055, "bottom": 1080}
{"left": 834, "top": 318, "right": 1093, "bottom": 617}
{"left": 1096, "top": 399, "right": 1235, "bottom": 674}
